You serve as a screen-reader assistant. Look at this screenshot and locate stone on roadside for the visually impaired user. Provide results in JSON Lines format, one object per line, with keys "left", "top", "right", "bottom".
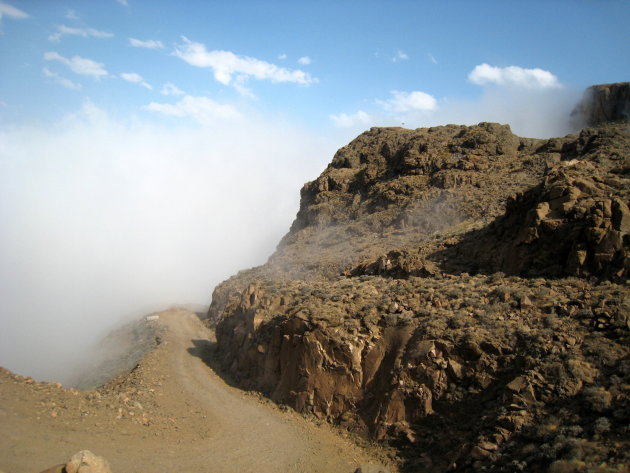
{"left": 53, "top": 450, "right": 113, "bottom": 473}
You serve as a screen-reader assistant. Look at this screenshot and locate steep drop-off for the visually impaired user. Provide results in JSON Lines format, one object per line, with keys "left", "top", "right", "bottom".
{"left": 208, "top": 85, "right": 630, "bottom": 472}
{"left": 571, "top": 82, "right": 630, "bottom": 128}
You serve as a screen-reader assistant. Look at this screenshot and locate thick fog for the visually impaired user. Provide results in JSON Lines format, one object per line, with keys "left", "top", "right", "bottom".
{"left": 0, "top": 102, "right": 333, "bottom": 384}
{"left": 335, "top": 86, "right": 583, "bottom": 139}
{"left": 0, "top": 87, "right": 583, "bottom": 384}
{"left": 430, "top": 86, "right": 583, "bottom": 139}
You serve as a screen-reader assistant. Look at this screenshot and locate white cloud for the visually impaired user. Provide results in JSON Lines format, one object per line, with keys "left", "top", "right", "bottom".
{"left": 428, "top": 53, "right": 437, "bottom": 64}
{"left": 298, "top": 56, "right": 312, "bottom": 65}
{"left": 115, "top": 0, "right": 128, "bottom": 6}
{"left": 278, "top": 53, "right": 287, "bottom": 60}
{"left": 392, "top": 50, "right": 409, "bottom": 63}
{"left": 65, "top": 9, "right": 79, "bottom": 20}
{"left": 329, "top": 110, "right": 372, "bottom": 128}
{"left": 120, "top": 72, "right": 152, "bottom": 90}
{"left": 144, "top": 95, "right": 242, "bottom": 123}
{"left": 0, "top": 2, "right": 28, "bottom": 19}
{"left": 173, "top": 37, "right": 317, "bottom": 90}
{"left": 379, "top": 90, "right": 437, "bottom": 113}
{"left": 129, "top": 38, "right": 164, "bottom": 49}
{"left": 42, "top": 67, "right": 82, "bottom": 90}
{"left": 469, "top": 63, "right": 561, "bottom": 89}
{"left": 44, "top": 51, "right": 108, "bottom": 78}
{"left": 160, "top": 82, "right": 184, "bottom": 96}
{"left": 48, "top": 24, "right": 113, "bottom": 43}
{"left": 232, "top": 76, "right": 256, "bottom": 98}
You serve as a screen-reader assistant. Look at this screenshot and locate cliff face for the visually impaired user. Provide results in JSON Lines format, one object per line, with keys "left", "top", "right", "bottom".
{"left": 208, "top": 87, "right": 629, "bottom": 472}
{"left": 571, "top": 82, "right": 630, "bottom": 128}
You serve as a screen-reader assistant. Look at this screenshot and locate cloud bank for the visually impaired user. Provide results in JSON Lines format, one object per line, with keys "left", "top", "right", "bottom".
{"left": 331, "top": 63, "right": 578, "bottom": 138}
{"left": 144, "top": 95, "right": 241, "bottom": 122}
{"left": 0, "top": 102, "right": 334, "bottom": 384}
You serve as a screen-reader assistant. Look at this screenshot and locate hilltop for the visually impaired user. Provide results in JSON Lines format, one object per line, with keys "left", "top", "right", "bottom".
{"left": 208, "top": 84, "right": 630, "bottom": 472}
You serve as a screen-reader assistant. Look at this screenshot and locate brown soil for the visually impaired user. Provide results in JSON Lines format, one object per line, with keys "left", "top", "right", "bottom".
{"left": 0, "top": 309, "right": 394, "bottom": 473}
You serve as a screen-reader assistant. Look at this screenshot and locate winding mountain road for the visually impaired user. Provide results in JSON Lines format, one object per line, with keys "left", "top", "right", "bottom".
{"left": 0, "top": 309, "right": 389, "bottom": 473}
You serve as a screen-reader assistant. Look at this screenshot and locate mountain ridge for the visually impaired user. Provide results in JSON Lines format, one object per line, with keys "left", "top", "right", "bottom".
{"left": 208, "top": 83, "right": 630, "bottom": 472}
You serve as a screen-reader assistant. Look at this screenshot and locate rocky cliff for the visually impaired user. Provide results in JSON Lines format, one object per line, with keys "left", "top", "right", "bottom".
{"left": 208, "top": 87, "right": 629, "bottom": 472}
{"left": 571, "top": 82, "right": 630, "bottom": 128}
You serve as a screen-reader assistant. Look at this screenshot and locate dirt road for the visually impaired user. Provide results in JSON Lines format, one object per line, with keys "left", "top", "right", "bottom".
{"left": 0, "top": 309, "right": 391, "bottom": 472}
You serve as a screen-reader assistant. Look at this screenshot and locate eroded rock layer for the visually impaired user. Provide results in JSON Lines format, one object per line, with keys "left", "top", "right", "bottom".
{"left": 209, "top": 110, "right": 629, "bottom": 472}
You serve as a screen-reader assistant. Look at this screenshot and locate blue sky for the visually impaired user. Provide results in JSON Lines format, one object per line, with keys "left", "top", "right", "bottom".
{"left": 1, "top": 0, "right": 629, "bottom": 132}
{"left": 0, "top": 0, "right": 629, "bottom": 382}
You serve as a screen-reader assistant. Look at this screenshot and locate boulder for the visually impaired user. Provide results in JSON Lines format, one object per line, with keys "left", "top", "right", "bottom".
{"left": 39, "top": 450, "right": 112, "bottom": 473}
{"left": 66, "top": 450, "right": 112, "bottom": 473}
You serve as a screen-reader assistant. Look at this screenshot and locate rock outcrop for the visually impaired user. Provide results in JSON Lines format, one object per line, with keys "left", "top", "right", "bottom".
{"left": 209, "top": 86, "right": 630, "bottom": 472}
{"left": 272, "top": 123, "right": 546, "bottom": 279}
{"left": 571, "top": 82, "right": 630, "bottom": 128}
{"left": 439, "top": 125, "right": 630, "bottom": 280}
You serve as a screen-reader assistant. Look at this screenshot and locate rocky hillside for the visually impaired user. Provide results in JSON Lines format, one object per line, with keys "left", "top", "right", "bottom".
{"left": 207, "top": 84, "right": 630, "bottom": 472}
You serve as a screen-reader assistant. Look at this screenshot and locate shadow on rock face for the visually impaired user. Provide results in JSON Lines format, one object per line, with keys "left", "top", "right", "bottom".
{"left": 431, "top": 152, "right": 630, "bottom": 282}
{"left": 186, "top": 338, "right": 244, "bottom": 390}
